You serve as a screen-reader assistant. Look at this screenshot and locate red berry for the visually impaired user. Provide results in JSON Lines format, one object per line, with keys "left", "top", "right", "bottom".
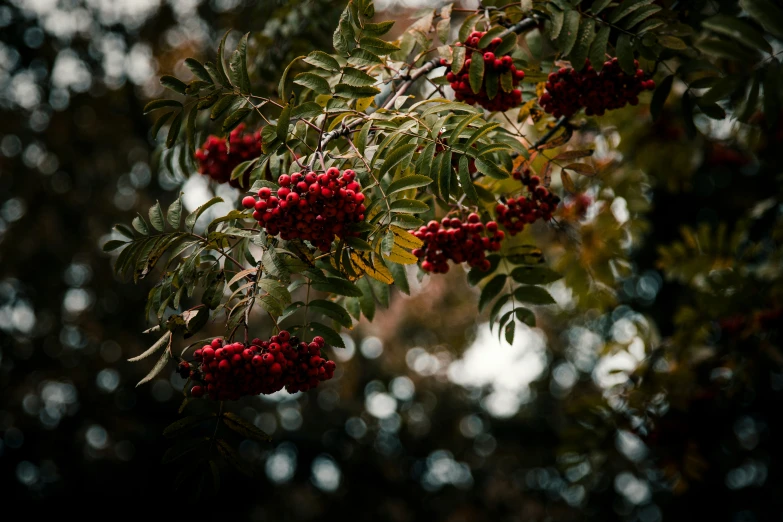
{"left": 242, "top": 196, "right": 256, "bottom": 208}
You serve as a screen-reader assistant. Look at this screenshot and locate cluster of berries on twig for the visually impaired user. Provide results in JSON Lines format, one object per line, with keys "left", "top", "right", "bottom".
{"left": 413, "top": 213, "right": 504, "bottom": 274}
{"left": 242, "top": 167, "right": 366, "bottom": 252}
{"left": 441, "top": 31, "right": 525, "bottom": 112}
{"left": 183, "top": 332, "right": 335, "bottom": 400}
{"left": 495, "top": 170, "right": 560, "bottom": 235}
{"left": 539, "top": 59, "right": 656, "bottom": 118}
{"left": 194, "top": 124, "right": 262, "bottom": 190}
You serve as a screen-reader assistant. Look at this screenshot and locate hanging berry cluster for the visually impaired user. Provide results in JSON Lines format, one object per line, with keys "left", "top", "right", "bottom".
{"left": 412, "top": 213, "right": 504, "bottom": 274}
{"left": 185, "top": 332, "right": 335, "bottom": 401}
{"left": 442, "top": 31, "right": 525, "bottom": 112}
{"left": 495, "top": 171, "right": 560, "bottom": 235}
{"left": 194, "top": 124, "right": 262, "bottom": 190}
{"left": 242, "top": 167, "right": 366, "bottom": 252}
{"left": 539, "top": 59, "right": 656, "bottom": 118}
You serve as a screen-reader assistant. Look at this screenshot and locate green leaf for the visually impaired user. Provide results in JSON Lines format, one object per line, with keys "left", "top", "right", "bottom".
{"left": 222, "top": 107, "right": 250, "bottom": 132}
{"left": 114, "top": 224, "right": 135, "bottom": 239}
{"left": 390, "top": 214, "right": 424, "bottom": 228}
{"left": 474, "top": 157, "right": 509, "bottom": 179}
{"left": 438, "top": 149, "right": 452, "bottom": 201}
{"left": 504, "top": 321, "right": 515, "bottom": 345}
{"left": 477, "top": 27, "right": 506, "bottom": 49}
{"left": 357, "top": 120, "right": 372, "bottom": 155}
{"left": 359, "top": 36, "right": 400, "bottom": 55}
{"left": 313, "top": 276, "right": 363, "bottom": 297}
{"left": 222, "top": 412, "right": 271, "bottom": 442}
{"left": 341, "top": 67, "right": 377, "bottom": 87}
{"left": 390, "top": 198, "right": 430, "bottom": 214}
{"left": 201, "top": 270, "right": 226, "bottom": 309}
{"left": 510, "top": 266, "right": 562, "bottom": 285}
{"left": 309, "top": 299, "right": 353, "bottom": 328}
{"left": 103, "top": 240, "right": 127, "bottom": 252}
{"left": 163, "top": 437, "right": 208, "bottom": 464}
{"left": 388, "top": 262, "right": 410, "bottom": 295}
{"left": 549, "top": 7, "right": 565, "bottom": 40}
{"left": 740, "top": 0, "right": 783, "bottom": 39}
{"left": 513, "top": 285, "right": 556, "bottom": 305}
{"left": 621, "top": 5, "right": 662, "bottom": 30}
{"left": 291, "top": 101, "right": 323, "bottom": 119}
{"left": 334, "top": 84, "right": 381, "bottom": 98}
{"left": 278, "top": 56, "right": 305, "bottom": 103}
{"left": 277, "top": 105, "right": 291, "bottom": 142}
{"left": 515, "top": 307, "right": 536, "bottom": 327}
{"left": 210, "top": 95, "right": 236, "bottom": 120}
{"left": 160, "top": 75, "right": 187, "bottom": 95}
{"left": 294, "top": 72, "right": 331, "bottom": 95}
{"left": 387, "top": 174, "right": 433, "bottom": 195}
{"left": 333, "top": 8, "right": 354, "bottom": 56}
{"left": 185, "top": 58, "right": 212, "bottom": 83}
{"left": 144, "top": 99, "right": 182, "bottom": 114}
{"left": 590, "top": 25, "right": 611, "bottom": 72}
{"left": 356, "top": 277, "right": 375, "bottom": 321}
{"left": 132, "top": 215, "right": 149, "bottom": 235}
{"left": 305, "top": 51, "right": 340, "bottom": 72}
{"left": 616, "top": 34, "right": 636, "bottom": 76}
{"left": 469, "top": 51, "right": 484, "bottom": 94}
{"left": 464, "top": 122, "right": 500, "bottom": 150}
{"left": 309, "top": 322, "right": 345, "bottom": 348}
{"left": 452, "top": 46, "right": 466, "bottom": 73}
{"left": 656, "top": 35, "right": 687, "bottom": 50}
{"left": 458, "top": 156, "right": 479, "bottom": 204}
{"left": 163, "top": 414, "right": 214, "bottom": 438}
{"left": 608, "top": 0, "right": 655, "bottom": 24}
{"left": 701, "top": 75, "right": 742, "bottom": 104}
{"left": 215, "top": 30, "right": 231, "bottom": 87}
{"left": 349, "top": 49, "right": 383, "bottom": 67}
{"left": 128, "top": 332, "right": 171, "bottom": 362}
{"left": 495, "top": 33, "right": 518, "bottom": 57}
{"left": 479, "top": 275, "right": 507, "bottom": 312}
{"left": 555, "top": 10, "right": 581, "bottom": 56}
{"left": 381, "top": 143, "right": 418, "bottom": 176}
{"left": 489, "top": 294, "right": 511, "bottom": 329}
{"left": 166, "top": 111, "right": 183, "bottom": 148}
{"left": 236, "top": 33, "right": 251, "bottom": 94}
{"left": 696, "top": 39, "right": 760, "bottom": 63}
{"left": 568, "top": 18, "right": 595, "bottom": 70}
{"left": 650, "top": 75, "right": 673, "bottom": 121}
{"left": 149, "top": 201, "right": 165, "bottom": 232}
{"left": 136, "top": 347, "right": 170, "bottom": 387}
{"left": 590, "top": 0, "right": 613, "bottom": 14}
{"left": 185, "top": 196, "right": 224, "bottom": 230}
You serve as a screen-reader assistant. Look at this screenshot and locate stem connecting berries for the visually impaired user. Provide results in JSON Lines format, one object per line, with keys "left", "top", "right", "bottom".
{"left": 539, "top": 59, "right": 656, "bottom": 118}
{"left": 242, "top": 168, "right": 366, "bottom": 251}
{"left": 441, "top": 30, "right": 525, "bottom": 112}
{"left": 413, "top": 213, "right": 504, "bottom": 274}
{"left": 188, "top": 333, "right": 335, "bottom": 400}
{"left": 194, "top": 124, "right": 262, "bottom": 190}
{"left": 495, "top": 170, "right": 560, "bottom": 235}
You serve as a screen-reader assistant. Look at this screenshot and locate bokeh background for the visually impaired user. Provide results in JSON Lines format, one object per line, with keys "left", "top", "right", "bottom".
{"left": 2, "top": 0, "right": 782, "bottom": 519}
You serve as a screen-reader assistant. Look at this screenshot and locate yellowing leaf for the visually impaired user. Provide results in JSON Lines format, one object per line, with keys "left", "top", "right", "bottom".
{"left": 350, "top": 251, "right": 394, "bottom": 284}
{"left": 356, "top": 96, "right": 375, "bottom": 112}
{"left": 383, "top": 244, "right": 418, "bottom": 265}
{"left": 390, "top": 225, "right": 423, "bottom": 249}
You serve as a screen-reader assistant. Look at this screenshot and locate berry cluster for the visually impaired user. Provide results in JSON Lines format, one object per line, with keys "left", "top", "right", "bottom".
{"left": 412, "top": 213, "right": 504, "bottom": 274}
{"left": 539, "top": 59, "right": 656, "bottom": 118}
{"left": 185, "top": 332, "right": 335, "bottom": 400}
{"left": 241, "top": 167, "right": 366, "bottom": 251}
{"left": 495, "top": 171, "right": 560, "bottom": 235}
{"left": 194, "top": 124, "right": 262, "bottom": 190}
{"left": 441, "top": 31, "right": 525, "bottom": 111}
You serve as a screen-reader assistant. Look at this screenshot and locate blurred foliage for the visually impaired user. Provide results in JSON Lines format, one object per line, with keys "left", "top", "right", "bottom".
{"left": 1, "top": 1, "right": 782, "bottom": 521}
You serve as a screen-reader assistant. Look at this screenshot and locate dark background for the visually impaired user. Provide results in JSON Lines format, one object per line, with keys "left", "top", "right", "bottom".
{"left": 1, "top": 0, "right": 782, "bottom": 520}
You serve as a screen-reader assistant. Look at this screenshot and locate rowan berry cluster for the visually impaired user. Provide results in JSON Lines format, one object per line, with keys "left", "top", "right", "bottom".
{"left": 185, "top": 332, "right": 335, "bottom": 400}
{"left": 495, "top": 171, "right": 560, "bottom": 235}
{"left": 539, "top": 59, "right": 656, "bottom": 118}
{"left": 412, "top": 213, "right": 504, "bottom": 274}
{"left": 241, "top": 167, "right": 366, "bottom": 251}
{"left": 194, "top": 124, "right": 262, "bottom": 190}
{"left": 441, "top": 31, "right": 525, "bottom": 111}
